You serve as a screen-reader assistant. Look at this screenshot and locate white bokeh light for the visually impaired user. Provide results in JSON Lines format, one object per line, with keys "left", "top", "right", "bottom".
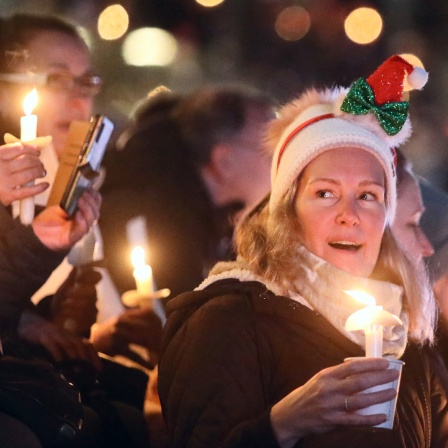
{"left": 122, "top": 27, "right": 178, "bottom": 67}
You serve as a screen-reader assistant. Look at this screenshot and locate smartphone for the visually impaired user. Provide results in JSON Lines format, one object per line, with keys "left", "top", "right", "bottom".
{"left": 60, "top": 115, "right": 114, "bottom": 217}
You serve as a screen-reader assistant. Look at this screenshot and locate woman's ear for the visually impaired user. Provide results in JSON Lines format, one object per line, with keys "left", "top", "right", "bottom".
{"left": 206, "top": 143, "right": 234, "bottom": 181}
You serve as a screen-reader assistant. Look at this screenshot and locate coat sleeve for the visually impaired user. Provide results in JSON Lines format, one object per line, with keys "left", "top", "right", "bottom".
{"left": 428, "top": 346, "right": 448, "bottom": 447}
{"left": 158, "top": 293, "right": 281, "bottom": 447}
{"left": 0, "top": 206, "right": 66, "bottom": 333}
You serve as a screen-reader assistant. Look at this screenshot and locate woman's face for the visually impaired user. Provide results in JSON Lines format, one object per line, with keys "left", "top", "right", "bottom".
{"left": 294, "top": 147, "right": 387, "bottom": 277}
{"left": 4, "top": 30, "right": 94, "bottom": 158}
{"left": 392, "top": 172, "right": 434, "bottom": 265}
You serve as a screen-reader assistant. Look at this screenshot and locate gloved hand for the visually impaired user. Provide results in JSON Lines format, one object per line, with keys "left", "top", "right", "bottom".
{"left": 51, "top": 265, "right": 102, "bottom": 338}
{"left": 90, "top": 306, "right": 163, "bottom": 367}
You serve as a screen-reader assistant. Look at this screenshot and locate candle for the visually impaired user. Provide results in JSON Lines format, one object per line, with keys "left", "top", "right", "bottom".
{"left": 131, "top": 246, "right": 154, "bottom": 295}
{"left": 344, "top": 290, "right": 402, "bottom": 358}
{"left": 21, "top": 88, "right": 38, "bottom": 141}
{"left": 19, "top": 88, "right": 38, "bottom": 225}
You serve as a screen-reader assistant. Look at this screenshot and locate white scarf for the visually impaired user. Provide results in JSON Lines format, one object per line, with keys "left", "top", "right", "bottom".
{"left": 198, "top": 245, "right": 409, "bottom": 359}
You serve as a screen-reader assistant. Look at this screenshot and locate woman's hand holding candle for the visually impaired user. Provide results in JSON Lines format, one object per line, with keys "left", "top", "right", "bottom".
{"left": 0, "top": 141, "right": 48, "bottom": 206}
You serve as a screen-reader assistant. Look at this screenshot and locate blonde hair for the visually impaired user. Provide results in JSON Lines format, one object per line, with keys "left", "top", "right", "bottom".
{"left": 236, "top": 185, "right": 436, "bottom": 344}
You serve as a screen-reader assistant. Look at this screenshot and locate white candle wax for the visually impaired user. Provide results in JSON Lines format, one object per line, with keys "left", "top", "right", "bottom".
{"left": 133, "top": 264, "right": 154, "bottom": 296}
{"left": 20, "top": 114, "right": 37, "bottom": 142}
{"left": 365, "top": 323, "right": 383, "bottom": 358}
{"left": 19, "top": 89, "right": 38, "bottom": 225}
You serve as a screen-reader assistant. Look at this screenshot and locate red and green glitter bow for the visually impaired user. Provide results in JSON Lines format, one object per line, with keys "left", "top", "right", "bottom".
{"left": 340, "top": 78, "right": 409, "bottom": 136}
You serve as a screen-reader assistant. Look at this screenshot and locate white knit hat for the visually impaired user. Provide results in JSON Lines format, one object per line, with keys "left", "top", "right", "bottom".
{"left": 270, "top": 55, "right": 428, "bottom": 224}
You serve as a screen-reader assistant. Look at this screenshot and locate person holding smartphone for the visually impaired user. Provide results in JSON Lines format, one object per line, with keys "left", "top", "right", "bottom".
{"left": 0, "top": 12, "right": 125, "bottom": 351}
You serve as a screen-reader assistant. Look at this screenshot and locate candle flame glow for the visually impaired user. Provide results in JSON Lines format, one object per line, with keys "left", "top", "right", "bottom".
{"left": 23, "top": 88, "right": 38, "bottom": 116}
{"left": 131, "top": 245, "right": 146, "bottom": 268}
{"left": 344, "top": 289, "right": 376, "bottom": 306}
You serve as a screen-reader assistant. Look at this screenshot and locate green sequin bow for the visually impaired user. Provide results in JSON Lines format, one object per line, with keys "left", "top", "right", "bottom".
{"left": 340, "top": 78, "right": 409, "bottom": 136}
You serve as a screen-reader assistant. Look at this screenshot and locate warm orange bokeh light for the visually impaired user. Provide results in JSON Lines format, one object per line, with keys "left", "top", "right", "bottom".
{"left": 275, "top": 6, "right": 311, "bottom": 42}
{"left": 195, "top": 0, "right": 225, "bottom": 7}
{"left": 98, "top": 4, "right": 129, "bottom": 40}
{"left": 345, "top": 7, "right": 383, "bottom": 45}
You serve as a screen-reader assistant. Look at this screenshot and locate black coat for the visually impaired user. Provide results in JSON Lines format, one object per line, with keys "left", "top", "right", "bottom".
{"left": 0, "top": 205, "right": 66, "bottom": 333}
{"left": 159, "top": 279, "right": 448, "bottom": 447}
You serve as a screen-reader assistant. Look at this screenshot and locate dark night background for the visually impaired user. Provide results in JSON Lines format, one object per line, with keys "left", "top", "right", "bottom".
{"left": 2, "top": 0, "right": 448, "bottom": 190}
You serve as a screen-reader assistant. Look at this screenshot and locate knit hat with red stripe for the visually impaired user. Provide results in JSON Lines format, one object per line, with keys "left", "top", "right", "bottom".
{"left": 269, "top": 54, "right": 428, "bottom": 223}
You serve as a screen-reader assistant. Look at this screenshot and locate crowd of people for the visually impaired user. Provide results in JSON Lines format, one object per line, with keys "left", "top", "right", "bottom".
{"left": 0, "top": 10, "right": 448, "bottom": 448}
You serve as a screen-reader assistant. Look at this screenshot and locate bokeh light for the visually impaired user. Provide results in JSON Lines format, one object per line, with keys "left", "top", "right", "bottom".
{"left": 275, "top": 6, "right": 311, "bottom": 42}
{"left": 122, "top": 27, "right": 178, "bottom": 66}
{"left": 98, "top": 4, "right": 129, "bottom": 40}
{"left": 344, "top": 7, "right": 383, "bottom": 45}
{"left": 195, "top": 0, "right": 225, "bottom": 7}
{"left": 400, "top": 53, "right": 425, "bottom": 91}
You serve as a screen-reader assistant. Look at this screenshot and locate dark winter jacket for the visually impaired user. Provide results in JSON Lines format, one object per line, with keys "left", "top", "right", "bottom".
{"left": 0, "top": 205, "right": 66, "bottom": 333}
{"left": 159, "top": 279, "right": 448, "bottom": 447}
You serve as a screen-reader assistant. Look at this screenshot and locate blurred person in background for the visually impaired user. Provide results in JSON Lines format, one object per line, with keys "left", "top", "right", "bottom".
{"left": 391, "top": 148, "right": 434, "bottom": 265}
{"left": 0, "top": 13, "right": 126, "bottom": 356}
{"left": 389, "top": 148, "right": 448, "bottom": 426}
{"left": 100, "top": 84, "right": 276, "bottom": 302}
{"left": 93, "top": 84, "right": 275, "bottom": 361}
{"left": 0, "top": 138, "right": 102, "bottom": 354}
{"left": 392, "top": 147, "right": 448, "bottom": 373}
{"left": 0, "top": 14, "right": 151, "bottom": 448}
{"left": 419, "top": 175, "right": 448, "bottom": 369}
{"left": 0, "top": 144, "right": 104, "bottom": 448}
{"left": 96, "top": 84, "right": 275, "bottom": 447}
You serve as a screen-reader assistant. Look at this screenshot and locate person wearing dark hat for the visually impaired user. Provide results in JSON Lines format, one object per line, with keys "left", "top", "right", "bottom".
{"left": 392, "top": 148, "right": 434, "bottom": 266}
{"left": 100, "top": 84, "right": 276, "bottom": 302}
{"left": 158, "top": 55, "right": 448, "bottom": 447}
{"left": 420, "top": 181, "right": 448, "bottom": 283}
{"left": 418, "top": 178, "right": 448, "bottom": 374}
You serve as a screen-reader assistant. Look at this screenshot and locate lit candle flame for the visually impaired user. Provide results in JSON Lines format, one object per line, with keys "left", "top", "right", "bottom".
{"left": 344, "top": 289, "right": 403, "bottom": 358}
{"left": 344, "top": 289, "right": 376, "bottom": 306}
{"left": 23, "top": 88, "right": 38, "bottom": 116}
{"left": 130, "top": 246, "right": 154, "bottom": 296}
{"left": 131, "top": 245, "right": 146, "bottom": 267}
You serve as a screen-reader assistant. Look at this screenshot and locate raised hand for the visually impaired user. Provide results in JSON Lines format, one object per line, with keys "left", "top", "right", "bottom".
{"left": 32, "top": 188, "right": 101, "bottom": 251}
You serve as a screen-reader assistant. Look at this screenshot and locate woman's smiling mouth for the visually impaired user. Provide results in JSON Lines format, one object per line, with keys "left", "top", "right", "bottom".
{"left": 328, "top": 241, "right": 361, "bottom": 251}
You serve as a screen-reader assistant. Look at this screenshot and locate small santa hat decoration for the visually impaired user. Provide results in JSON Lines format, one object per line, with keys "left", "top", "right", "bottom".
{"left": 339, "top": 54, "right": 428, "bottom": 145}
{"left": 366, "top": 54, "right": 428, "bottom": 104}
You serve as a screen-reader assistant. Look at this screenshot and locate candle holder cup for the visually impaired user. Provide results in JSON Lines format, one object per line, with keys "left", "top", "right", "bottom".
{"left": 344, "top": 357, "right": 404, "bottom": 430}
{"left": 121, "top": 288, "right": 170, "bottom": 309}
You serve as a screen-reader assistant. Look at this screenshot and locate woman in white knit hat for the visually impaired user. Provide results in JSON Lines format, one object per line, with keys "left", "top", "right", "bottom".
{"left": 158, "top": 56, "right": 448, "bottom": 447}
